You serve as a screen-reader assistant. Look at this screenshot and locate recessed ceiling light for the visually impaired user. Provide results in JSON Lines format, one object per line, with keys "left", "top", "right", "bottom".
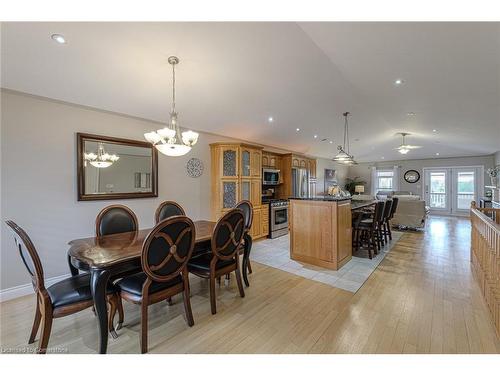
{"left": 313, "top": 135, "right": 318, "bottom": 139}
{"left": 394, "top": 79, "right": 404, "bottom": 85}
{"left": 436, "top": 153, "right": 440, "bottom": 156}
{"left": 432, "top": 129, "right": 437, "bottom": 132}
{"left": 51, "top": 34, "right": 66, "bottom": 44}
{"left": 329, "top": 141, "right": 333, "bottom": 144}
{"left": 296, "top": 128, "right": 300, "bottom": 132}
{"left": 268, "top": 116, "right": 274, "bottom": 123}
{"left": 407, "top": 112, "right": 416, "bottom": 116}
{"left": 381, "top": 156, "right": 385, "bottom": 159}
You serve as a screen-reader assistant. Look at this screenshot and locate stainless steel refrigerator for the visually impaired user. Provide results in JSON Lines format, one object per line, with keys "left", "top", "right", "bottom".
{"left": 292, "top": 167, "right": 310, "bottom": 198}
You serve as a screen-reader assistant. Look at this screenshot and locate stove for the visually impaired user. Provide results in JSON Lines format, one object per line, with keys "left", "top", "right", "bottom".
{"left": 268, "top": 199, "right": 289, "bottom": 238}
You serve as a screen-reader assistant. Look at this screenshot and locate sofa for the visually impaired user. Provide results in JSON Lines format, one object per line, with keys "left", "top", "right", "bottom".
{"left": 391, "top": 195, "right": 428, "bottom": 229}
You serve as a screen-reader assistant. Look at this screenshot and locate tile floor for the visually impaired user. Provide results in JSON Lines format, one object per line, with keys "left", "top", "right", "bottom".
{"left": 250, "top": 231, "right": 403, "bottom": 293}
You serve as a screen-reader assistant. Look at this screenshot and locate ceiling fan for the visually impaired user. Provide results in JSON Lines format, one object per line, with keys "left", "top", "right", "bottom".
{"left": 395, "top": 132, "right": 422, "bottom": 154}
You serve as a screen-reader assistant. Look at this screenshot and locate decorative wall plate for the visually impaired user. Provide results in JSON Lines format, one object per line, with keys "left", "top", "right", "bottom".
{"left": 186, "top": 158, "right": 204, "bottom": 178}
{"left": 404, "top": 169, "right": 420, "bottom": 183}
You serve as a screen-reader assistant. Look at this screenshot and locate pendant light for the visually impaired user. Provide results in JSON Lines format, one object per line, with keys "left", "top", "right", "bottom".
{"left": 333, "top": 112, "right": 357, "bottom": 165}
{"left": 144, "top": 56, "right": 199, "bottom": 156}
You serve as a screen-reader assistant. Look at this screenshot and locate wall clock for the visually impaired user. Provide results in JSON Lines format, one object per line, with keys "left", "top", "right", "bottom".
{"left": 404, "top": 169, "right": 420, "bottom": 183}
{"left": 186, "top": 158, "right": 204, "bottom": 178}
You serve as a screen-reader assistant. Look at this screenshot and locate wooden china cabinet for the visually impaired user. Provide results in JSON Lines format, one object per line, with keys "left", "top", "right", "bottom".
{"left": 210, "top": 143, "right": 269, "bottom": 240}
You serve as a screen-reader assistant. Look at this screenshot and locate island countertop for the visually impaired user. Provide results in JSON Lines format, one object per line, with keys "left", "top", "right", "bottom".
{"left": 289, "top": 196, "right": 376, "bottom": 211}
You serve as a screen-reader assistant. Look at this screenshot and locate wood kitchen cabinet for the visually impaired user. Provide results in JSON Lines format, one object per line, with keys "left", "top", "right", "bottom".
{"left": 262, "top": 151, "right": 281, "bottom": 169}
{"left": 289, "top": 198, "right": 352, "bottom": 270}
{"left": 211, "top": 142, "right": 266, "bottom": 240}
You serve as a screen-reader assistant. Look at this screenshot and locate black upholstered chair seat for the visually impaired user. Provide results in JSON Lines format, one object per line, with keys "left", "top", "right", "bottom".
{"left": 47, "top": 273, "right": 117, "bottom": 308}
{"left": 116, "top": 272, "right": 183, "bottom": 297}
{"left": 188, "top": 253, "right": 236, "bottom": 273}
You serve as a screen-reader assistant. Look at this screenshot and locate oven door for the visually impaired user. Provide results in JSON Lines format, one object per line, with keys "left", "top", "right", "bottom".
{"left": 271, "top": 206, "right": 289, "bottom": 231}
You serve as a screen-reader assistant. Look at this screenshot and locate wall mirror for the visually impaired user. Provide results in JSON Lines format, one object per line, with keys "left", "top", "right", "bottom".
{"left": 77, "top": 133, "right": 158, "bottom": 201}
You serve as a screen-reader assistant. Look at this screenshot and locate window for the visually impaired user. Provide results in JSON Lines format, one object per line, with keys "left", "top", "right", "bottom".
{"left": 376, "top": 170, "right": 394, "bottom": 191}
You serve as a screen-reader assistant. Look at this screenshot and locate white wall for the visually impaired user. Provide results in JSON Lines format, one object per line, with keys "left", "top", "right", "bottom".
{"left": 495, "top": 151, "right": 500, "bottom": 166}
{"left": 0, "top": 90, "right": 337, "bottom": 291}
{"left": 348, "top": 155, "right": 495, "bottom": 197}
{"left": 1, "top": 91, "right": 238, "bottom": 290}
{"left": 315, "top": 159, "right": 348, "bottom": 195}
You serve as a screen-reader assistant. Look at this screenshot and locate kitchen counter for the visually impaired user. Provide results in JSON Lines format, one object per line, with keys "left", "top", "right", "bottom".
{"left": 289, "top": 196, "right": 351, "bottom": 202}
{"left": 289, "top": 198, "right": 352, "bottom": 270}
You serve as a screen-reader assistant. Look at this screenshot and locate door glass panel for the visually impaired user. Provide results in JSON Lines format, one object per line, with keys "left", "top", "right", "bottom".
{"left": 223, "top": 181, "right": 237, "bottom": 208}
{"left": 241, "top": 181, "right": 250, "bottom": 201}
{"left": 430, "top": 172, "right": 446, "bottom": 208}
{"left": 223, "top": 150, "right": 236, "bottom": 176}
{"left": 241, "top": 150, "right": 250, "bottom": 176}
{"left": 456, "top": 171, "right": 475, "bottom": 209}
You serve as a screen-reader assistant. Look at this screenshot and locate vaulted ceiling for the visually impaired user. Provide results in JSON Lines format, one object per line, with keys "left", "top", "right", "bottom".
{"left": 2, "top": 22, "right": 499, "bottom": 161}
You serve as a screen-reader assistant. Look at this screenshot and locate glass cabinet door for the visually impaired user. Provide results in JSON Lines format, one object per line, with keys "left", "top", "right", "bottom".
{"left": 222, "top": 181, "right": 238, "bottom": 208}
{"left": 241, "top": 149, "right": 251, "bottom": 177}
{"left": 222, "top": 147, "right": 238, "bottom": 177}
{"left": 240, "top": 180, "right": 250, "bottom": 201}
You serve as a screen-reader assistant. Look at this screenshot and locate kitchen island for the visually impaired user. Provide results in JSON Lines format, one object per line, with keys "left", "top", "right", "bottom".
{"left": 289, "top": 197, "right": 371, "bottom": 270}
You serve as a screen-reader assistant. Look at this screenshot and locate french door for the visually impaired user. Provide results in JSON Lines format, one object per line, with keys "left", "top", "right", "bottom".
{"left": 424, "top": 167, "right": 482, "bottom": 215}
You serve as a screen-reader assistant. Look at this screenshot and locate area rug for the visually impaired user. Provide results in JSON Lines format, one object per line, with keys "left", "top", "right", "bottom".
{"left": 250, "top": 231, "right": 403, "bottom": 293}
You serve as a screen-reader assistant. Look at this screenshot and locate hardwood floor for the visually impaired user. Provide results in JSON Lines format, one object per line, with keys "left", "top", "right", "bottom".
{"left": 1, "top": 215, "right": 499, "bottom": 353}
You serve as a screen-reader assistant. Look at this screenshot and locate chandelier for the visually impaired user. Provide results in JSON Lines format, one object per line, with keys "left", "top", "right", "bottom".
{"left": 84, "top": 143, "right": 119, "bottom": 168}
{"left": 144, "top": 56, "right": 199, "bottom": 157}
{"left": 333, "top": 112, "right": 357, "bottom": 165}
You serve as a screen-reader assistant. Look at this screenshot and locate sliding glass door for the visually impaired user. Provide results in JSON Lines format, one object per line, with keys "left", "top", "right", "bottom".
{"left": 424, "top": 167, "right": 481, "bottom": 215}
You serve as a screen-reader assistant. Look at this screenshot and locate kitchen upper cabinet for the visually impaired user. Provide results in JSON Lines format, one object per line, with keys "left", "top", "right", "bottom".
{"left": 262, "top": 152, "right": 282, "bottom": 170}
{"left": 251, "top": 149, "right": 261, "bottom": 178}
{"left": 210, "top": 143, "right": 266, "bottom": 239}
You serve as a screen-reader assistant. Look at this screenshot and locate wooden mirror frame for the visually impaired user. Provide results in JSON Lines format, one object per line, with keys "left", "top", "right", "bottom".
{"left": 77, "top": 133, "right": 158, "bottom": 201}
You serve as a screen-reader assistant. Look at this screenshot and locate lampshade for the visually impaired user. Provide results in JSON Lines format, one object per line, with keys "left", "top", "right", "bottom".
{"left": 355, "top": 185, "right": 365, "bottom": 193}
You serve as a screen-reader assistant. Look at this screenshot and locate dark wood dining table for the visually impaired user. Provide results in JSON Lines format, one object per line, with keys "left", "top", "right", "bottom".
{"left": 67, "top": 220, "right": 216, "bottom": 354}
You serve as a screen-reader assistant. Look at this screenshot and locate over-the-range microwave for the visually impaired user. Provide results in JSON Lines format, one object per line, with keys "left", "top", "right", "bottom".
{"left": 262, "top": 168, "right": 280, "bottom": 185}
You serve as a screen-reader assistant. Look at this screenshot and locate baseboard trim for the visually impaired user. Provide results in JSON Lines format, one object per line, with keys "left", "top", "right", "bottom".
{"left": 0, "top": 273, "right": 71, "bottom": 302}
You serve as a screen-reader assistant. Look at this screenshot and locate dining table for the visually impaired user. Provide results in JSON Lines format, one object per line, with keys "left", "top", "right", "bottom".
{"left": 67, "top": 220, "right": 216, "bottom": 354}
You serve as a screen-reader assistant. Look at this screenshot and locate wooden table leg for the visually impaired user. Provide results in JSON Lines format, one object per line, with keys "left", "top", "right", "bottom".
{"left": 90, "top": 268, "right": 111, "bottom": 354}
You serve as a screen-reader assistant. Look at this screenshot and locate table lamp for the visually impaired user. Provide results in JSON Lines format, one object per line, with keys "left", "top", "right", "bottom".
{"left": 355, "top": 185, "right": 365, "bottom": 195}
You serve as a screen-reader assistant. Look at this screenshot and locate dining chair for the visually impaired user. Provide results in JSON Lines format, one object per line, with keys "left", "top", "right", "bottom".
{"left": 386, "top": 197, "right": 399, "bottom": 240}
{"left": 188, "top": 208, "right": 245, "bottom": 314}
{"left": 381, "top": 199, "right": 393, "bottom": 244}
{"left": 355, "top": 201, "right": 385, "bottom": 259}
{"left": 235, "top": 200, "right": 253, "bottom": 287}
{"left": 5, "top": 220, "right": 120, "bottom": 354}
{"left": 155, "top": 201, "right": 186, "bottom": 223}
{"left": 115, "top": 216, "right": 196, "bottom": 353}
{"left": 95, "top": 204, "right": 138, "bottom": 237}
